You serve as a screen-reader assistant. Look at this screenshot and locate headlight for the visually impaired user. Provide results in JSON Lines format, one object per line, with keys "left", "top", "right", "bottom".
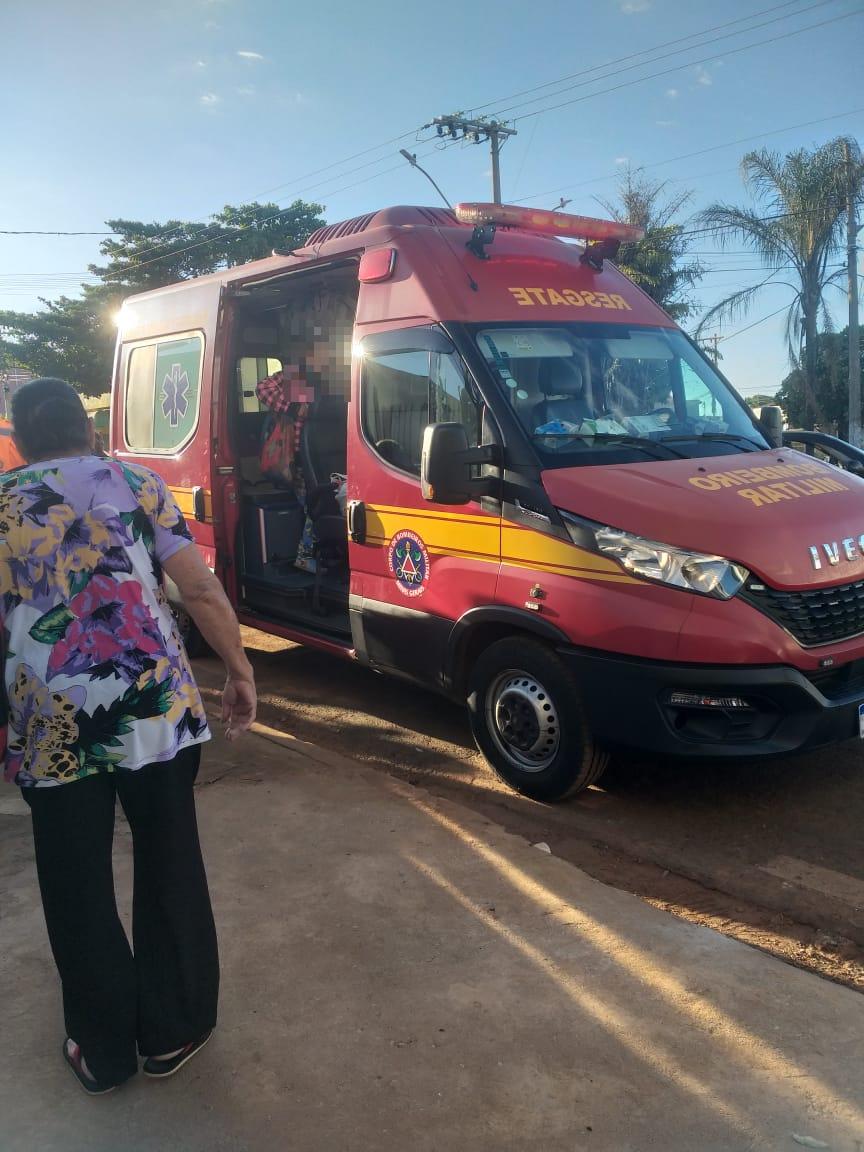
{"left": 561, "top": 514, "right": 748, "bottom": 600}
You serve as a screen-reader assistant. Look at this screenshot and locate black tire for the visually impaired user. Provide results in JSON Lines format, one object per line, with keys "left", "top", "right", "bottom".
{"left": 173, "top": 605, "right": 208, "bottom": 658}
{"left": 467, "top": 637, "right": 608, "bottom": 802}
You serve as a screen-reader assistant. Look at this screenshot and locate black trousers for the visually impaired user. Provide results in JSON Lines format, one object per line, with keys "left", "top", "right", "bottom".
{"left": 23, "top": 745, "right": 219, "bottom": 1086}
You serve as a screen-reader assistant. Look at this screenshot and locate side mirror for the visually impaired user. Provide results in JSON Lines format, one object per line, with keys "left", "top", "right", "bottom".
{"left": 760, "top": 404, "right": 784, "bottom": 449}
{"left": 421, "top": 422, "right": 498, "bottom": 505}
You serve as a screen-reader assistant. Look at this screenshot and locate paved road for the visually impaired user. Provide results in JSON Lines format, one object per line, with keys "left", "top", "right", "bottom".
{"left": 194, "top": 629, "right": 864, "bottom": 989}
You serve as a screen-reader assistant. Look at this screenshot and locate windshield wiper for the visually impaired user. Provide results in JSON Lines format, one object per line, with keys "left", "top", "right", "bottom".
{"left": 660, "top": 432, "right": 766, "bottom": 451}
{"left": 532, "top": 433, "right": 688, "bottom": 460}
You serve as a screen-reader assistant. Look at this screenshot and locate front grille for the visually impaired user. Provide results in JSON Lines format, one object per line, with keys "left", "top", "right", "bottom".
{"left": 740, "top": 576, "right": 864, "bottom": 647}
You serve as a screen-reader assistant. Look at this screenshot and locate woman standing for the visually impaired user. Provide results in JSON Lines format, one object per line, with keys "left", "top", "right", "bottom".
{"left": 1, "top": 378, "right": 256, "bottom": 1093}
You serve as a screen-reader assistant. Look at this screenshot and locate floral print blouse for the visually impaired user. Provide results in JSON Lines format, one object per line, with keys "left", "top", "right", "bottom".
{"left": 0, "top": 456, "right": 210, "bottom": 787}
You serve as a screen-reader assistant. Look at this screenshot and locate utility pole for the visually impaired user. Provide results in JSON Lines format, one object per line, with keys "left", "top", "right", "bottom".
{"left": 426, "top": 115, "right": 517, "bottom": 205}
{"left": 704, "top": 333, "right": 722, "bottom": 365}
{"left": 845, "top": 139, "right": 862, "bottom": 447}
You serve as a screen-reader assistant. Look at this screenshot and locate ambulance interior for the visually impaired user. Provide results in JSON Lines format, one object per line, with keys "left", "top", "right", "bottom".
{"left": 229, "top": 268, "right": 359, "bottom": 637}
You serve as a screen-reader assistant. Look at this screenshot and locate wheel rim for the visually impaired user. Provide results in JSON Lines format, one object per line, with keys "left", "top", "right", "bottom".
{"left": 486, "top": 669, "right": 560, "bottom": 773}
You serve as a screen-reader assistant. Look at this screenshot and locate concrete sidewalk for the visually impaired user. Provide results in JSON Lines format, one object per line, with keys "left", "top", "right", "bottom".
{"left": 1, "top": 724, "right": 862, "bottom": 1152}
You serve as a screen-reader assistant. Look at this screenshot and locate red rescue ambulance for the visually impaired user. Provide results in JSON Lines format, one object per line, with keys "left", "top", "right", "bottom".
{"left": 110, "top": 203, "right": 864, "bottom": 800}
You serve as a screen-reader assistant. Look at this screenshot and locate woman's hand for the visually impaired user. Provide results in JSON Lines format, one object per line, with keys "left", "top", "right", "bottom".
{"left": 222, "top": 676, "right": 257, "bottom": 741}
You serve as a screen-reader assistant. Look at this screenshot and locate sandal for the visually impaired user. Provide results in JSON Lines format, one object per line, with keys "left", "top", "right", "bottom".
{"left": 63, "top": 1039, "right": 117, "bottom": 1095}
{"left": 142, "top": 1030, "right": 213, "bottom": 1079}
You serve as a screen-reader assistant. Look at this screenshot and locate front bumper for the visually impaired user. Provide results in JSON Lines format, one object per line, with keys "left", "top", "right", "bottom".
{"left": 559, "top": 646, "right": 864, "bottom": 758}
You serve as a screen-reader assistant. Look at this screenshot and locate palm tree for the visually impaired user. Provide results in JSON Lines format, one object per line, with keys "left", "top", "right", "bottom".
{"left": 696, "top": 137, "right": 859, "bottom": 427}
{"left": 597, "top": 168, "right": 703, "bottom": 322}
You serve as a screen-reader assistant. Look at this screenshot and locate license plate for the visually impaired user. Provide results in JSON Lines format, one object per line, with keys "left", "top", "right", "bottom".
{"left": 859, "top": 703, "right": 864, "bottom": 738}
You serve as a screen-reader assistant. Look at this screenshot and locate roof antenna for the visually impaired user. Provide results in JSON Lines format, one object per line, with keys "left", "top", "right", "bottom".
{"left": 399, "top": 150, "right": 453, "bottom": 210}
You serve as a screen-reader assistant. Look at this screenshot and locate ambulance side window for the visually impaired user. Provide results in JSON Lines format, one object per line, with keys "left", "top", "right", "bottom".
{"left": 123, "top": 332, "right": 204, "bottom": 453}
{"left": 126, "top": 345, "right": 157, "bottom": 449}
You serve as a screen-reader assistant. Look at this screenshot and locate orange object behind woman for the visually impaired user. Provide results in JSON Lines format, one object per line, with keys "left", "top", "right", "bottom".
{"left": 0, "top": 418, "right": 24, "bottom": 472}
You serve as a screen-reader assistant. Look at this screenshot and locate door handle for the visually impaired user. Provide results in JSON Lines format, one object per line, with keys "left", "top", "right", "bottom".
{"left": 347, "top": 500, "right": 366, "bottom": 544}
{"left": 192, "top": 486, "right": 207, "bottom": 523}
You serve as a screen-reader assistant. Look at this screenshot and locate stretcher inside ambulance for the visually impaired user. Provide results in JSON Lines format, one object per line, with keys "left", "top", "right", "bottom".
{"left": 111, "top": 202, "right": 864, "bottom": 800}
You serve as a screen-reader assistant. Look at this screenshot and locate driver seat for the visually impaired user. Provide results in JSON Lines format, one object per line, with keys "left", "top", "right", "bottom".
{"left": 298, "top": 396, "right": 348, "bottom": 613}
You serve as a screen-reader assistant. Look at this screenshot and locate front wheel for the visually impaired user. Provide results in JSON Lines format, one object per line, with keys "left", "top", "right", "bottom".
{"left": 467, "top": 637, "right": 608, "bottom": 802}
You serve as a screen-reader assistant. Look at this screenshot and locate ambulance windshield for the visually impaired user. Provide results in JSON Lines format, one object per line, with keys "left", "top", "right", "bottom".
{"left": 473, "top": 324, "right": 769, "bottom": 465}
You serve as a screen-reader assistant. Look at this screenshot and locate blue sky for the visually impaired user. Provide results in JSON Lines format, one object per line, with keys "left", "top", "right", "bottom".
{"left": 2, "top": 0, "right": 862, "bottom": 397}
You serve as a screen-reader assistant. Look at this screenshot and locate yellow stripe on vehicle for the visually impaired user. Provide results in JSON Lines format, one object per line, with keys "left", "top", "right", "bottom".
{"left": 366, "top": 504, "right": 500, "bottom": 558}
{"left": 501, "top": 523, "right": 629, "bottom": 578}
{"left": 365, "top": 505, "right": 638, "bottom": 585}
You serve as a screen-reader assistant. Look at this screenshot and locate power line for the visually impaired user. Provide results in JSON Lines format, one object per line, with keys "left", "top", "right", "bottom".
{"left": 719, "top": 303, "right": 791, "bottom": 341}
{"left": 496, "top": 9, "right": 861, "bottom": 124}
{"left": 0, "top": 229, "right": 118, "bottom": 236}
{"left": 0, "top": 198, "right": 851, "bottom": 301}
{"left": 69, "top": 0, "right": 847, "bottom": 270}
{"left": 515, "top": 106, "right": 864, "bottom": 205}
{"left": 468, "top": 0, "right": 834, "bottom": 116}
{"left": 53, "top": 7, "right": 853, "bottom": 276}
{"left": 73, "top": 127, "right": 424, "bottom": 264}
{"left": 235, "top": 130, "right": 419, "bottom": 204}
{"left": 94, "top": 138, "right": 425, "bottom": 267}
{"left": 17, "top": 11, "right": 854, "bottom": 289}
{"left": 65, "top": 133, "right": 864, "bottom": 290}
{"left": 93, "top": 146, "right": 447, "bottom": 284}
{"left": 4, "top": 26, "right": 860, "bottom": 298}
{"left": 83, "top": 129, "right": 439, "bottom": 275}
{"left": 473, "top": 0, "right": 840, "bottom": 122}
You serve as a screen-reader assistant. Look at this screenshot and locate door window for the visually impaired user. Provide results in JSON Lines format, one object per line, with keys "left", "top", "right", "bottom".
{"left": 431, "top": 351, "right": 482, "bottom": 446}
{"left": 362, "top": 346, "right": 481, "bottom": 475}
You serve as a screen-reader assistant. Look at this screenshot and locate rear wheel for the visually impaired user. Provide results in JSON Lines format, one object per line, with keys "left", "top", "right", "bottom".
{"left": 467, "top": 637, "right": 608, "bottom": 802}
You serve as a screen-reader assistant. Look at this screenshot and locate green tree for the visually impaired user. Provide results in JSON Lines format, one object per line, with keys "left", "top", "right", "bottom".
{"left": 89, "top": 199, "right": 326, "bottom": 291}
{"left": 695, "top": 137, "right": 861, "bottom": 428}
{"left": 0, "top": 285, "right": 124, "bottom": 396}
{"left": 0, "top": 199, "right": 327, "bottom": 389}
{"left": 597, "top": 169, "right": 704, "bottom": 321}
{"left": 744, "top": 392, "right": 779, "bottom": 410}
{"left": 775, "top": 325, "right": 864, "bottom": 433}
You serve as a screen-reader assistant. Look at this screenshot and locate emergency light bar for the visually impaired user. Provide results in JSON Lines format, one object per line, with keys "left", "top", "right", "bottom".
{"left": 454, "top": 202, "right": 644, "bottom": 244}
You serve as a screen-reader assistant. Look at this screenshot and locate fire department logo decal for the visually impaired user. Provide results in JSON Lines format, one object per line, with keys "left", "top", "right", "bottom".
{"left": 388, "top": 529, "right": 429, "bottom": 597}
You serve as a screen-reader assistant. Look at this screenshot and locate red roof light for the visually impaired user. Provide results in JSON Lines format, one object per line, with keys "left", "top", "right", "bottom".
{"left": 454, "top": 203, "right": 644, "bottom": 244}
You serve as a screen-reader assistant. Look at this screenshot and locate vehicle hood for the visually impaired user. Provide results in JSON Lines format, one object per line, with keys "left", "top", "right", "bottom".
{"left": 541, "top": 449, "right": 864, "bottom": 589}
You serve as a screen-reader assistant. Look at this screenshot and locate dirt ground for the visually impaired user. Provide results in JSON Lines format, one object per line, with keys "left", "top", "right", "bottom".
{"left": 193, "top": 628, "right": 864, "bottom": 992}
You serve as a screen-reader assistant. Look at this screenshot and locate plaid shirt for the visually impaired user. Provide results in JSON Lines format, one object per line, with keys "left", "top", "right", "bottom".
{"left": 256, "top": 369, "right": 312, "bottom": 414}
